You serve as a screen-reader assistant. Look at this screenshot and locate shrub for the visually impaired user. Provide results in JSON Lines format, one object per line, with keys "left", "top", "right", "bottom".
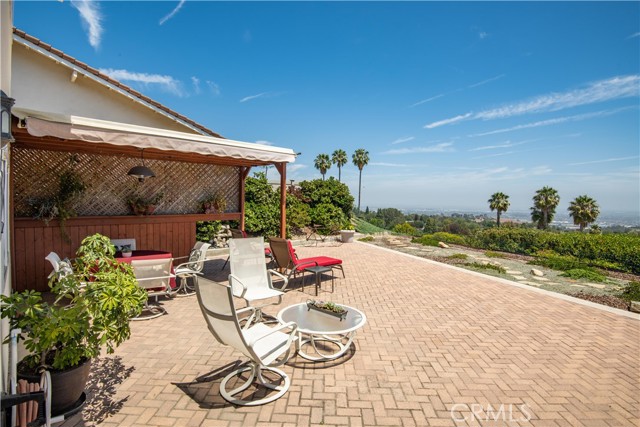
{"left": 466, "top": 262, "right": 506, "bottom": 274}
{"left": 310, "top": 203, "right": 348, "bottom": 234}
{"left": 393, "top": 222, "right": 417, "bottom": 236}
{"left": 619, "top": 281, "right": 640, "bottom": 302}
{"left": 529, "top": 251, "right": 585, "bottom": 271}
{"left": 299, "top": 178, "right": 354, "bottom": 218}
{"left": 447, "top": 253, "right": 468, "bottom": 260}
{"left": 431, "top": 232, "right": 466, "bottom": 245}
{"left": 286, "top": 195, "right": 311, "bottom": 234}
{"left": 196, "top": 221, "right": 221, "bottom": 243}
{"left": 484, "top": 251, "right": 507, "bottom": 258}
{"left": 358, "top": 236, "right": 374, "bottom": 242}
{"left": 560, "top": 268, "right": 607, "bottom": 282}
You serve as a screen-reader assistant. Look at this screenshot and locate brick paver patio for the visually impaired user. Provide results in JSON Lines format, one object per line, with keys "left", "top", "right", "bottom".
{"left": 65, "top": 241, "right": 639, "bottom": 427}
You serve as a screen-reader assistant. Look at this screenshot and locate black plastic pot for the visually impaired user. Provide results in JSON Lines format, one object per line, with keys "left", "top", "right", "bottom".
{"left": 19, "top": 358, "right": 91, "bottom": 416}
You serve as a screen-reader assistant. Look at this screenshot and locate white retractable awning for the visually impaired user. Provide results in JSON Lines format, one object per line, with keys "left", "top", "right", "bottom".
{"left": 13, "top": 108, "right": 297, "bottom": 164}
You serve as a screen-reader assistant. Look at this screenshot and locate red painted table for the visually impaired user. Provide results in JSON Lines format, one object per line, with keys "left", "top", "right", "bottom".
{"left": 115, "top": 250, "right": 177, "bottom": 289}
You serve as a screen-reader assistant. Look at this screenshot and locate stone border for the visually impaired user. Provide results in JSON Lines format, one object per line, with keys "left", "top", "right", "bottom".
{"left": 357, "top": 241, "right": 640, "bottom": 321}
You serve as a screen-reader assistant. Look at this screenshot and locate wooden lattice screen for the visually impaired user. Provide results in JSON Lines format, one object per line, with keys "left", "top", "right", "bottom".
{"left": 12, "top": 148, "right": 240, "bottom": 217}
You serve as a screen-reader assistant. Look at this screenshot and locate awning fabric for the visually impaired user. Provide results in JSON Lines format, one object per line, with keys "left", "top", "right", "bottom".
{"left": 13, "top": 108, "right": 297, "bottom": 164}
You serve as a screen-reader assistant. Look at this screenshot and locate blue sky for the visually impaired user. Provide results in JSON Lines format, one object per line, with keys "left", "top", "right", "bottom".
{"left": 14, "top": 1, "right": 640, "bottom": 215}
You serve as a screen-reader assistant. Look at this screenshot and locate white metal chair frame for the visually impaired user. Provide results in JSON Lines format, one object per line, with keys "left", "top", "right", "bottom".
{"left": 173, "top": 242, "right": 211, "bottom": 297}
{"left": 131, "top": 258, "right": 175, "bottom": 320}
{"left": 195, "top": 279, "right": 298, "bottom": 406}
{"left": 228, "top": 237, "right": 288, "bottom": 323}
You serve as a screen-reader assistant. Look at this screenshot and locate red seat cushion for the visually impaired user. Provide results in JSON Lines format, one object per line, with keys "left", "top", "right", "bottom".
{"left": 294, "top": 256, "right": 342, "bottom": 271}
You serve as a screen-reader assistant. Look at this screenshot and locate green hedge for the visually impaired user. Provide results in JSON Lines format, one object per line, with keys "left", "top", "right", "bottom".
{"left": 413, "top": 232, "right": 466, "bottom": 247}
{"left": 472, "top": 228, "right": 640, "bottom": 274}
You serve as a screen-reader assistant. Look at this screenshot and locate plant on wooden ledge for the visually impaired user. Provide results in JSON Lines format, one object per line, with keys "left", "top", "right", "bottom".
{"left": 30, "top": 167, "right": 87, "bottom": 241}
{"left": 127, "top": 192, "right": 163, "bottom": 216}
{"left": 201, "top": 192, "right": 227, "bottom": 214}
{"left": 1, "top": 233, "right": 147, "bottom": 374}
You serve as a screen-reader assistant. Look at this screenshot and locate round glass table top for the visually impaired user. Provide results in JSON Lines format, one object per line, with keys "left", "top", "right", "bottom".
{"left": 277, "top": 302, "right": 366, "bottom": 335}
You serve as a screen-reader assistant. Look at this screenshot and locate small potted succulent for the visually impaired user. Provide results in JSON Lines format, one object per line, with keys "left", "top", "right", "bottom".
{"left": 307, "top": 300, "right": 348, "bottom": 321}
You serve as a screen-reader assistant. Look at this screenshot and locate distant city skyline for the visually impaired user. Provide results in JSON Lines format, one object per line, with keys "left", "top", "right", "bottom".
{"left": 14, "top": 1, "right": 640, "bottom": 214}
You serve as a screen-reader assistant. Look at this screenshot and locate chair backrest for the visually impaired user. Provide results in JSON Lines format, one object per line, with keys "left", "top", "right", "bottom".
{"left": 229, "top": 237, "right": 270, "bottom": 296}
{"left": 131, "top": 258, "right": 173, "bottom": 292}
{"left": 195, "top": 278, "right": 254, "bottom": 360}
{"left": 268, "top": 237, "right": 297, "bottom": 270}
{"left": 45, "top": 252, "right": 74, "bottom": 279}
{"left": 230, "top": 228, "right": 246, "bottom": 239}
{"left": 111, "top": 238, "right": 137, "bottom": 251}
{"left": 188, "top": 242, "right": 211, "bottom": 272}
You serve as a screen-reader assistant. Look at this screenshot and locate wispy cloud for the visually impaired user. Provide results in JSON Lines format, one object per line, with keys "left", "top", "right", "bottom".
{"left": 568, "top": 156, "right": 639, "bottom": 166}
{"left": 191, "top": 77, "right": 201, "bottom": 94}
{"left": 240, "top": 92, "right": 269, "bottom": 103}
{"left": 369, "top": 162, "right": 412, "bottom": 167}
{"left": 383, "top": 142, "right": 454, "bottom": 155}
{"left": 255, "top": 140, "right": 274, "bottom": 146}
{"left": 159, "top": 0, "right": 186, "bottom": 25}
{"left": 206, "top": 81, "right": 220, "bottom": 96}
{"left": 99, "top": 68, "right": 186, "bottom": 96}
{"left": 467, "top": 74, "right": 505, "bottom": 89}
{"left": 469, "top": 139, "right": 533, "bottom": 151}
{"left": 391, "top": 136, "right": 415, "bottom": 145}
{"left": 627, "top": 32, "right": 640, "bottom": 39}
{"left": 468, "top": 106, "right": 635, "bottom": 137}
{"left": 478, "top": 31, "right": 488, "bottom": 40}
{"left": 410, "top": 94, "right": 444, "bottom": 108}
{"left": 288, "top": 164, "right": 307, "bottom": 173}
{"left": 425, "top": 75, "right": 640, "bottom": 129}
{"left": 71, "top": 0, "right": 103, "bottom": 49}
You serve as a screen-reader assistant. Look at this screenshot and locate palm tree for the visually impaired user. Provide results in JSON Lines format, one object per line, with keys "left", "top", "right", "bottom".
{"left": 314, "top": 154, "right": 331, "bottom": 180}
{"left": 488, "top": 192, "right": 510, "bottom": 227}
{"left": 531, "top": 186, "right": 560, "bottom": 229}
{"left": 331, "top": 149, "right": 348, "bottom": 182}
{"left": 352, "top": 148, "right": 369, "bottom": 211}
{"left": 568, "top": 195, "right": 600, "bottom": 231}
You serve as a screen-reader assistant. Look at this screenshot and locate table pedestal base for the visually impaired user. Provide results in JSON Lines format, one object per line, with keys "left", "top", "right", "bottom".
{"left": 297, "top": 332, "right": 355, "bottom": 361}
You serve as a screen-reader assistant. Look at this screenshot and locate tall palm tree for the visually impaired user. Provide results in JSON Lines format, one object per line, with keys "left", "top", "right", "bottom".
{"left": 352, "top": 148, "right": 369, "bottom": 211}
{"left": 568, "top": 195, "right": 600, "bottom": 231}
{"left": 531, "top": 186, "right": 560, "bottom": 229}
{"left": 314, "top": 153, "right": 331, "bottom": 180}
{"left": 488, "top": 192, "right": 510, "bottom": 227}
{"left": 331, "top": 149, "right": 348, "bottom": 182}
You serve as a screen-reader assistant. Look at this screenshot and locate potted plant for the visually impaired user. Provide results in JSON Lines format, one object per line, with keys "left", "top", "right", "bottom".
{"left": 0, "top": 234, "right": 147, "bottom": 416}
{"left": 201, "top": 192, "right": 227, "bottom": 214}
{"left": 127, "top": 192, "right": 163, "bottom": 216}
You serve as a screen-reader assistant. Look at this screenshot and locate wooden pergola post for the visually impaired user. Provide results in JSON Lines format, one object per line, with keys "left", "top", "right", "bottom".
{"left": 274, "top": 162, "right": 286, "bottom": 238}
{"left": 239, "top": 166, "right": 251, "bottom": 231}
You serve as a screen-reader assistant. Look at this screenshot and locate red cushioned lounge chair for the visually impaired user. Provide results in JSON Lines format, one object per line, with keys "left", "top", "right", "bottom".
{"left": 268, "top": 237, "right": 345, "bottom": 283}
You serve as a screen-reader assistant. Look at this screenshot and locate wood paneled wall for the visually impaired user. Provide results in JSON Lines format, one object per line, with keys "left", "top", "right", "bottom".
{"left": 13, "top": 213, "right": 240, "bottom": 292}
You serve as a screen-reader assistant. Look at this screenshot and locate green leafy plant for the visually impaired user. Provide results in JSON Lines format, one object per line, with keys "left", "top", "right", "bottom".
{"left": 358, "top": 236, "right": 374, "bottom": 242}
{"left": 466, "top": 262, "right": 507, "bottom": 274}
{"left": 560, "top": 268, "right": 607, "bottom": 282}
{"left": 31, "top": 168, "right": 87, "bottom": 241}
{"left": 619, "top": 281, "right": 640, "bottom": 302}
{"left": 201, "top": 192, "right": 227, "bottom": 214}
{"left": 196, "top": 220, "right": 222, "bottom": 243}
{"left": 1, "top": 234, "right": 147, "bottom": 373}
{"left": 447, "top": 253, "right": 468, "bottom": 260}
{"left": 393, "top": 222, "right": 417, "bottom": 236}
{"left": 484, "top": 251, "right": 507, "bottom": 259}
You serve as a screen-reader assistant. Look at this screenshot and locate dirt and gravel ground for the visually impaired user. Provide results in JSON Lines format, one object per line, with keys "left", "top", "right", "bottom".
{"left": 353, "top": 233, "right": 637, "bottom": 311}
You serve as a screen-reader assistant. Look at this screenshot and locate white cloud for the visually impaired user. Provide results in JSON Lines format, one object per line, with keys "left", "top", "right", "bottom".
{"left": 159, "top": 0, "right": 186, "bottom": 25}
{"left": 425, "top": 75, "right": 640, "bottom": 128}
{"left": 99, "top": 68, "right": 185, "bottom": 96}
{"left": 627, "top": 32, "right": 640, "bottom": 39}
{"left": 255, "top": 140, "right": 274, "bottom": 146}
{"left": 568, "top": 156, "right": 639, "bottom": 166}
{"left": 71, "top": 0, "right": 103, "bottom": 49}
{"left": 468, "top": 107, "right": 635, "bottom": 137}
{"left": 467, "top": 74, "right": 505, "bottom": 89}
{"left": 391, "top": 136, "right": 414, "bottom": 145}
{"left": 288, "top": 164, "right": 307, "bottom": 173}
{"left": 383, "top": 142, "right": 454, "bottom": 155}
{"left": 469, "top": 139, "right": 533, "bottom": 151}
{"left": 478, "top": 31, "right": 488, "bottom": 40}
{"left": 191, "top": 77, "right": 201, "bottom": 94}
{"left": 240, "top": 92, "right": 268, "bottom": 103}
{"left": 206, "top": 81, "right": 221, "bottom": 96}
{"left": 410, "top": 94, "right": 444, "bottom": 108}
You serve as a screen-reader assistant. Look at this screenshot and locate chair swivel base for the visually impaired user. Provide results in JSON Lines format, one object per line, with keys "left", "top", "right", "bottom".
{"left": 132, "top": 303, "right": 167, "bottom": 321}
{"left": 220, "top": 363, "right": 290, "bottom": 406}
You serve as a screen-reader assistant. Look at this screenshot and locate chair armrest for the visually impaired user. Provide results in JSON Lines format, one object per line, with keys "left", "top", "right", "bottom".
{"left": 295, "top": 260, "right": 319, "bottom": 270}
{"left": 248, "top": 321, "right": 298, "bottom": 347}
{"left": 228, "top": 274, "right": 247, "bottom": 298}
{"left": 267, "top": 269, "right": 289, "bottom": 291}
{"left": 236, "top": 306, "right": 257, "bottom": 329}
